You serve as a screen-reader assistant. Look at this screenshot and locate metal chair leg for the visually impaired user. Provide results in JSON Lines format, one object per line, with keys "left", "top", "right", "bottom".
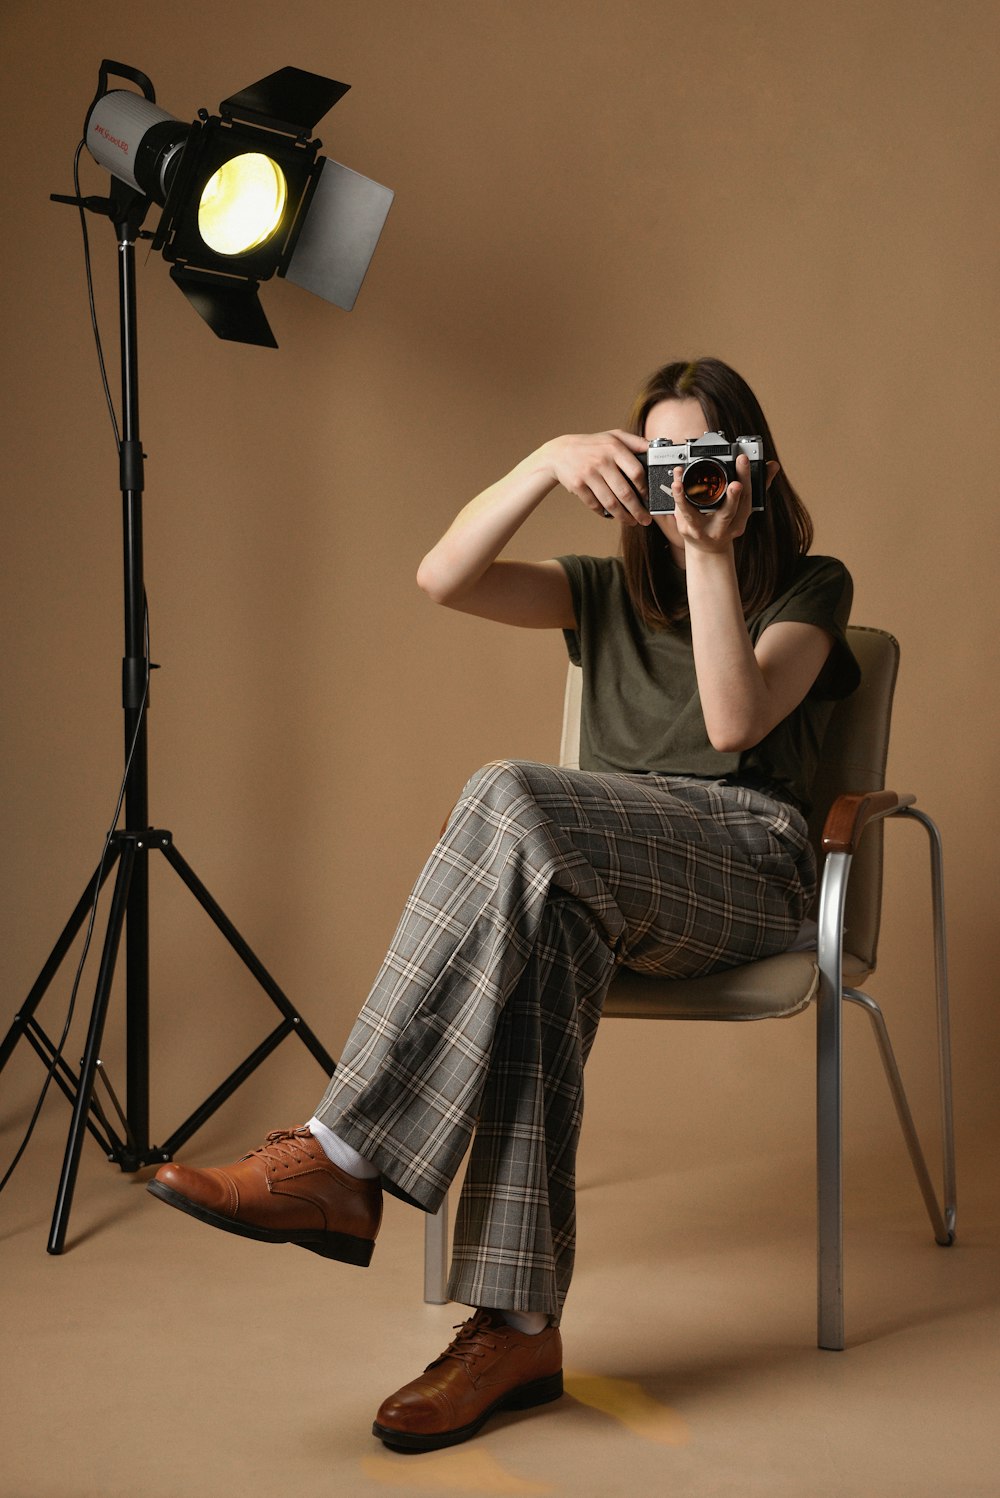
{"left": 816, "top": 850, "right": 851, "bottom": 1351}
{"left": 844, "top": 989, "right": 955, "bottom": 1244}
{"left": 816, "top": 811, "right": 956, "bottom": 1351}
{"left": 898, "top": 807, "right": 957, "bottom": 1236}
{"left": 424, "top": 1196, "right": 449, "bottom": 1304}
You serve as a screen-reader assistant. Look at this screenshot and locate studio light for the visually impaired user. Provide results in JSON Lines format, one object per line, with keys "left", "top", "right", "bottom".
{"left": 84, "top": 61, "right": 394, "bottom": 345}
{"left": 0, "top": 58, "right": 395, "bottom": 1256}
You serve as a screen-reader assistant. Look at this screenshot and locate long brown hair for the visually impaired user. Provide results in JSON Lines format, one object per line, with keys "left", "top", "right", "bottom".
{"left": 621, "top": 358, "right": 813, "bottom": 628}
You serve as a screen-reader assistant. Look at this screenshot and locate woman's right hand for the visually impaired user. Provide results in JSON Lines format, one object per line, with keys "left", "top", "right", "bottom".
{"left": 539, "top": 431, "right": 652, "bottom": 527}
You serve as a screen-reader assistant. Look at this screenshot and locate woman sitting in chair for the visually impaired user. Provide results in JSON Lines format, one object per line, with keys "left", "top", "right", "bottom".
{"left": 149, "top": 356, "right": 859, "bottom": 1451}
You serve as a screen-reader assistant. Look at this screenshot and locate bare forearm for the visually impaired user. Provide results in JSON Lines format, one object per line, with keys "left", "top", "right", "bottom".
{"left": 685, "top": 549, "right": 770, "bottom": 752}
{"left": 668, "top": 450, "right": 833, "bottom": 750}
{"left": 416, "top": 449, "right": 557, "bottom": 604}
{"left": 417, "top": 429, "right": 649, "bottom": 628}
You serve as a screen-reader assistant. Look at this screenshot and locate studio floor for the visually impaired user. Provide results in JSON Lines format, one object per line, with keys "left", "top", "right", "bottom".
{"left": 3, "top": 1093, "right": 998, "bottom": 1498}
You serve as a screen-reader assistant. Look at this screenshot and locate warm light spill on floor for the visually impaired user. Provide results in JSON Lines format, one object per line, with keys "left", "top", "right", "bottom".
{"left": 564, "top": 1371, "right": 691, "bottom": 1446}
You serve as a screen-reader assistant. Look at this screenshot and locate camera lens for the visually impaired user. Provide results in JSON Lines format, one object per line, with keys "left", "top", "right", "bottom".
{"left": 681, "top": 458, "right": 728, "bottom": 509}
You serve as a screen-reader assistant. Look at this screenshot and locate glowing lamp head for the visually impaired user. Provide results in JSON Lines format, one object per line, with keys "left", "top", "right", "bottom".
{"left": 197, "top": 152, "right": 288, "bottom": 256}
{"left": 81, "top": 62, "right": 394, "bottom": 345}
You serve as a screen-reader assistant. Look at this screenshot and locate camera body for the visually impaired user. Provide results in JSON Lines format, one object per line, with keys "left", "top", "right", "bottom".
{"left": 641, "top": 432, "right": 766, "bottom": 513}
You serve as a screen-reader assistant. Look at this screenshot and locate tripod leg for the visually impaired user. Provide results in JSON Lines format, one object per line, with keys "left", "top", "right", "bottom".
{"left": 20, "top": 1024, "right": 118, "bottom": 1158}
{"left": 48, "top": 842, "right": 136, "bottom": 1255}
{"left": 0, "top": 849, "right": 121, "bottom": 1076}
{"left": 159, "top": 838, "right": 335, "bottom": 1073}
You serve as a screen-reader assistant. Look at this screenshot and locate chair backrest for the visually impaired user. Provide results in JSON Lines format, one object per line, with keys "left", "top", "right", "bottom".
{"left": 558, "top": 624, "right": 900, "bottom": 972}
{"left": 805, "top": 625, "right": 899, "bottom": 969}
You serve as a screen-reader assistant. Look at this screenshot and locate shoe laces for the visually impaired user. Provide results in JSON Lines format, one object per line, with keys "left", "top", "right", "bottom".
{"left": 245, "top": 1128, "right": 316, "bottom": 1169}
{"left": 431, "top": 1311, "right": 505, "bottom": 1373}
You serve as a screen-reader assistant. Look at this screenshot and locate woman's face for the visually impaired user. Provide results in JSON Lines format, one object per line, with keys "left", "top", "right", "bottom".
{"left": 643, "top": 396, "right": 711, "bottom": 565}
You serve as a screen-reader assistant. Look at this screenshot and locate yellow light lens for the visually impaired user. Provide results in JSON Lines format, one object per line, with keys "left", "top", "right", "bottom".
{"left": 197, "top": 153, "right": 288, "bottom": 256}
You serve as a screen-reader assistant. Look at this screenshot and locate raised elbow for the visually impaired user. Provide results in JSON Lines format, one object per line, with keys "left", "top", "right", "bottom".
{"left": 416, "top": 555, "right": 453, "bottom": 606}
{"left": 706, "top": 718, "right": 765, "bottom": 755}
{"left": 709, "top": 733, "right": 758, "bottom": 754}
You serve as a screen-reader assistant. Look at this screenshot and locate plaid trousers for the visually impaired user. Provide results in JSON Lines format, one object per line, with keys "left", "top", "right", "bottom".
{"left": 312, "top": 759, "right": 814, "bottom": 1319}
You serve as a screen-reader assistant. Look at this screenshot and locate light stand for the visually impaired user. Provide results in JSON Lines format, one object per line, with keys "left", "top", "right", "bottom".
{"left": 0, "top": 60, "right": 391, "bottom": 1252}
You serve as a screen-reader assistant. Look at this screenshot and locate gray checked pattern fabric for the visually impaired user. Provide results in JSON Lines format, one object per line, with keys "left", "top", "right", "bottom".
{"left": 313, "top": 759, "right": 815, "bottom": 1319}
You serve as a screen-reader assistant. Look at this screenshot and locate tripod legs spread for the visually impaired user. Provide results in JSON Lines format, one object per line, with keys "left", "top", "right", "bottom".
{"left": 2, "top": 830, "right": 336, "bottom": 1255}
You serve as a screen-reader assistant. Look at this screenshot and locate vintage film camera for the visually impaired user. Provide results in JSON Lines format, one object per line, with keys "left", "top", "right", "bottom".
{"left": 641, "top": 432, "right": 766, "bottom": 513}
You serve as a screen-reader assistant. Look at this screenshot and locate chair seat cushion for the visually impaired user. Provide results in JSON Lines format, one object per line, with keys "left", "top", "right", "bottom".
{"left": 604, "top": 950, "right": 871, "bottom": 1021}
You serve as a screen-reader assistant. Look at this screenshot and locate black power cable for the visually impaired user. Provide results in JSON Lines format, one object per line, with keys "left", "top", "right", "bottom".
{"left": 73, "top": 138, "right": 121, "bottom": 448}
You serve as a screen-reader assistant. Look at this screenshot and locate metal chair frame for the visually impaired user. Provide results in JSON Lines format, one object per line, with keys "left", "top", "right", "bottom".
{"left": 813, "top": 800, "right": 955, "bottom": 1347}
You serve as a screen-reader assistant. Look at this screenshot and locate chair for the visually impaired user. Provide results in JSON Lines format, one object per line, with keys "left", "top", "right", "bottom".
{"left": 423, "top": 626, "right": 956, "bottom": 1350}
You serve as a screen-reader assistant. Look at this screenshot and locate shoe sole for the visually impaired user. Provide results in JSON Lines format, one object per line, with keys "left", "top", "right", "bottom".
{"left": 372, "top": 1370, "right": 564, "bottom": 1451}
{"left": 145, "top": 1180, "right": 375, "bottom": 1266}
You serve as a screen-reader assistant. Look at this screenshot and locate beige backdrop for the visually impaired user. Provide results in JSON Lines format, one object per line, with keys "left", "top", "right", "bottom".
{"left": 2, "top": 0, "right": 996, "bottom": 1211}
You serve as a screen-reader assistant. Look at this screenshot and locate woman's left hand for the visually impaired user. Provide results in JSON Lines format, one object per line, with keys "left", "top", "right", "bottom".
{"left": 671, "top": 456, "right": 781, "bottom": 553}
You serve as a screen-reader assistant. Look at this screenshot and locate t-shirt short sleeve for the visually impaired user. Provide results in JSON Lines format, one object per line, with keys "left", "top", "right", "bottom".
{"left": 750, "top": 556, "right": 860, "bottom": 700}
{"left": 558, "top": 553, "right": 587, "bottom": 667}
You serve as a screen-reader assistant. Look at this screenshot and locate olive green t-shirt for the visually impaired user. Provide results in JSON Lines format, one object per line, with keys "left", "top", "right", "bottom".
{"left": 556, "top": 553, "right": 860, "bottom": 814}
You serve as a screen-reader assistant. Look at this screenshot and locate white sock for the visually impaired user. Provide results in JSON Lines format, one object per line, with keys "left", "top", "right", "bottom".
{"left": 305, "top": 1116, "right": 379, "bottom": 1180}
{"left": 496, "top": 1309, "right": 549, "bottom": 1335}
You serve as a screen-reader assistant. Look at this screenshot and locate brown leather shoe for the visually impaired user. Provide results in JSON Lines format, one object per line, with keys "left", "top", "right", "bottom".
{"left": 146, "top": 1127, "right": 382, "bottom": 1266}
{"left": 372, "top": 1309, "right": 563, "bottom": 1450}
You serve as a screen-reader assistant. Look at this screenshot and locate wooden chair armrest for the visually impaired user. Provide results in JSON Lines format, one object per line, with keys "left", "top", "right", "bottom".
{"left": 822, "top": 791, "right": 917, "bottom": 854}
